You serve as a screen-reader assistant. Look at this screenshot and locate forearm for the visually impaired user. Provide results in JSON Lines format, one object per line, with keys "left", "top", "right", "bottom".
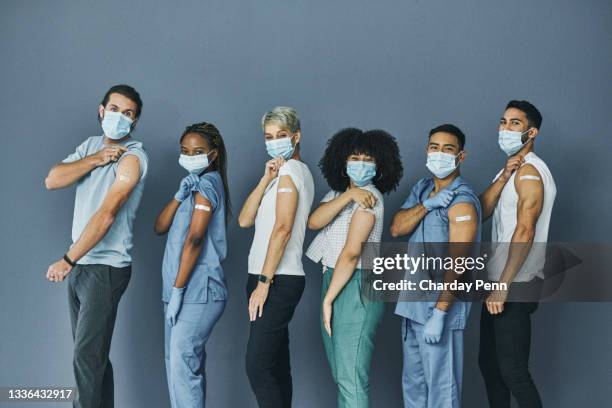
{"left": 498, "top": 226, "right": 535, "bottom": 284}
{"left": 238, "top": 177, "right": 271, "bottom": 227}
{"left": 260, "top": 227, "right": 292, "bottom": 280}
{"left": 390, "top": 204, "right": 427, "bottom": 237}
{"left": 308, "top": 192, "right": 352, "bottom": 229}
{"left": 45, "top": 156, "right": 99, "bottom": 190}
{"left": 173, "top": 237, "right": 205, "bottom": 288}
{"left": 154, "top": 199, "right": 180, "bottom": 235}
{"left": 324, "top": 251, "right": 359, "bottom": 303}
{"left": 480, "top": 177, "right": 508, "bottom": 221}
{"left": 66, "top": 209, "right": 115, "bottom": 261}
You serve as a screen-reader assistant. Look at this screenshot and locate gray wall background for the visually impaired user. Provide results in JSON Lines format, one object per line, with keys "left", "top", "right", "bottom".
{"left": 1, "top": 0, "right": 611, "bottom": 407}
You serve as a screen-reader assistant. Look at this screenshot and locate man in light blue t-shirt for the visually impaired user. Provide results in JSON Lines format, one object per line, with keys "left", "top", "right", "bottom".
{"left": 44, "top": 84, "right": 148, "bottom": 408}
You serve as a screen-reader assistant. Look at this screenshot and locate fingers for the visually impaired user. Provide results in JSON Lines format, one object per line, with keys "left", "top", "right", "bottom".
{"left": 324, "top": 317, "right": 332, "bottom": 337}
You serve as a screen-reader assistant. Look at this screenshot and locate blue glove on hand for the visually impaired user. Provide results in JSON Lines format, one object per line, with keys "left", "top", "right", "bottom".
{"left": 166, "top": 286, "right": 186, "bottom": 327}
{"left": 174, "top": 174, "right": 199, "bottom": 202}
{"left": 423, "top": 308, "right": 447, "bottom": 344}
{"left": 423, "top": 189, "right": 455, "bottom": 211}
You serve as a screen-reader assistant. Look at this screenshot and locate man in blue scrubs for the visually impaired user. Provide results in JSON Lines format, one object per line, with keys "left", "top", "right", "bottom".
{"left": 390, "top": 124, "right": 481, "bottom": 407}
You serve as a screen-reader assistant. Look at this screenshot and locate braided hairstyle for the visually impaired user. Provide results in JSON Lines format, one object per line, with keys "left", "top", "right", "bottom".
{"left": 180, "top": 122, "right": 232, "bottom": 223}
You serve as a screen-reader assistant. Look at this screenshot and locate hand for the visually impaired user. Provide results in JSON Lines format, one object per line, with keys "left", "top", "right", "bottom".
{"left": 263, "top": 158, "right": 285, "bottom": 182}
{"left": 322, "top": 299, "right": 333, "bottom": 337}
{"left": 166, "top": 286, "right": 185, "bottom": 326}
{"left": 93, "top": 145, "right": 127, "bottom": 167}
{"left": 423, "top": 189, "right": 455, "bottom": 211}
{"left": 501, "top": 155, "right": 525, "bottom": 181}
{"left": 486, "top": 288, "right": 508, "bottom": 315}
{"left": 174, "top": 174, "right": 199, "bottom": 202}
{"left": 348, "top": 187, "right": 377, "bottom": 209}
{"left": 249, "top": 282, "right": 270, "bottom": 321}
{"left": 423, "top": 308, "right": 447, "bottom": 344}
{"left": 46, "top": 258, "right": 73, "bottom": 282}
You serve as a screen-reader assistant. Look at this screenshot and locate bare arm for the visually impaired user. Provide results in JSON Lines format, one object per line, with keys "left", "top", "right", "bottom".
{"left": 486, "top": 164, "right": 544, "bottom": 314}
{"left": 479, "top": 155, "right": 525, "bottom": 221}
{"left": 173, "top": 193, "right": 213, "bottom": 288}
{"left": 248, "top": 174, "right": 299, "bottom": 320}
{"left": 390, "top": 204, "right": 428, "bottom": 238}
{"left": 45, "top": 145, "right": 127, "bottom": 190}
{"left": 324, "top": 209, "right": 375, "bottom": 303}
{"left": 238, "top": 158, "right": 283, "bottom": 228}
{"left": 154, "top": 198, "right": 181, "bottom": 235}
{"left": 308, "top": 188, "right": 376, "bottom": 230}
{"left": 65, "top": 155, "right": 141, "bottom": 262}
{"left": 435, "top": 202, "right": 478, "bottom": 311}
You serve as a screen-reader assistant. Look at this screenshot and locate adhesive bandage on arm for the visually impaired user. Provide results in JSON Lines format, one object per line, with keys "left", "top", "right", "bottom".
{"left": 519, "top": 175, "right": 541, "bottom": 181}
{"left": 277, "top": 188, "right": 294, "bottom": 193}
{"left": 118, "top": 174, "right": 131, "bottom": 182}
{"left": 455, "top": 215, "right": 472, "bottom": 222}
{"left": 194, "top": 204, "right": 211, "bottom": 212}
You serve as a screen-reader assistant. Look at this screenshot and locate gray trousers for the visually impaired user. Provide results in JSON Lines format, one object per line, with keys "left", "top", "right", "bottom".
{"left": 68, "top": 263, "right": 131, "bottom": 408}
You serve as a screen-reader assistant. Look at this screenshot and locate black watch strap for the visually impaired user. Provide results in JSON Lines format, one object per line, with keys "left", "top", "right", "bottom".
{"left": 63, "top": 254, "right": 77, "bottom": 267}
{"left": 258, "top": 274, "right": 272, "bottom": 284}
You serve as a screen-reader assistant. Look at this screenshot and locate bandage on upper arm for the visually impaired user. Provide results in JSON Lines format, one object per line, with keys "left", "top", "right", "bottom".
{"left": 277, "top": 187, "right": 294, "bottom": 193}
{"left": 519, "top": 175, "right": 540, "bottom": 181}
{"left": 194, "top": 204, "right": 211, "bottom": 212}
{"left": 455, "top": 215, "right": 472, "bottom": 222}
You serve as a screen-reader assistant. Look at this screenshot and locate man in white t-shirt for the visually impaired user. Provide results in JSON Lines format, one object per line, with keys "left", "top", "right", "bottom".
{"left": 238, "top": 106, "right": 314, "bottom": 408}
{"left": 478, "top": 100, "right": 556, "bottom": 408}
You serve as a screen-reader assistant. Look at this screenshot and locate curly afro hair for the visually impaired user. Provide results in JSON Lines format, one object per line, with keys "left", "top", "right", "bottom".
{"left": 318, "top": 127, "right": 403, "bottom": 194}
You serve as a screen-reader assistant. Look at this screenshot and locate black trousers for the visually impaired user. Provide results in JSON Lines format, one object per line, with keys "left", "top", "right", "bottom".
{"left": 245, "top": 274, "right": 305, "bottom": 408}
{"left": 68, "top": 264, "right": 131, "bottom": 408}
{"left": 478, "top": 302, "right": 542, "bottom": 408}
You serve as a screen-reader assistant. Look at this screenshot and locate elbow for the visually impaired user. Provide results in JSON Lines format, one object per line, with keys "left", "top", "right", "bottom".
{"left": 99, "top": 210, "right": 116, "bottom": 231}
{"left": 238, "top": 217, "right": 252, "bottom": 228}
{"left": 187, "top": 234, "right": 205, "bottom": 247}
{"left": 514, "top": 224, "right": 536, "bottom": 242}
{"left": 307, "top": 218, "right": 321, "bottom": 230}
{"left": 44, "top": 173, "right": 58, "bottom": 190}
{"left": 272, "top": 224, "right": 292, "bottom": 241}
{"left": 390, "top": 223, "right": 402, "bottom": 238}
{"left": 153, "top": 225, "right": 166, "bottom": 236}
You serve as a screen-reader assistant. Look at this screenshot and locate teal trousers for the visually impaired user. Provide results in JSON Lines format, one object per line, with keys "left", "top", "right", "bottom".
{"left": 321, "top": 267, "right": 384, "bottom": 408}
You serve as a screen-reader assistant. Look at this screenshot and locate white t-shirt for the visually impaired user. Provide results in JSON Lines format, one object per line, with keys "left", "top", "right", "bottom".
{"left": 248, "top": 159, "right": 315, "bottom": 276}
{"left": 306, "top": 184, "right": 384, "bottom": 270}
{"left": 487, "top": 152, "right": 557, "bottom": 281}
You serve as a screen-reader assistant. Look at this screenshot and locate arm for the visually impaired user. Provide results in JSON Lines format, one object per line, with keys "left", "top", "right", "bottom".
{"left": 479, "top": 155, "right": 525, "bottom": 221}
{"left": 389, "top": 204, "right": 428, "bottom": 238}
{"left": 173, "top": 193, "right": 214, "bottom": 288}
{"left": 308, "top": 188, "right": 376, "bottom": 230}
{"left": 154, "top": 199, "right": 181, "bottom": 235}
{"left": 434, "top": 202, "right": 478, "bottom": 311}
{"left": 238, "top": 158, "right": 282, "bottom": 228}
{"left": 322, "top": 208, "right": 375, "bottom": 336}
{"left": 248, "top": 174, "right": 299, "bottom": 320}
{"left": 45, "top": 145, "right": 127, "bottom": 190}
{"left": 486, "top": 164, "right": 544, "bottom": 314}
{"left": 46, "top": 155, "right": 141, "bottom": 281}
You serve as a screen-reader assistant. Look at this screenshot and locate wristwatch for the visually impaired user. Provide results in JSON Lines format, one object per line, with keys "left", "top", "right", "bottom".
{"left": 258, "top": 274, "right": 273, "bottom": 284}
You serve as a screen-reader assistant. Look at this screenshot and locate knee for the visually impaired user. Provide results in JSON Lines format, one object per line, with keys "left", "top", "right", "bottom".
{"left": 245, "top": 352, "right": 264, "bottom": 384}
{"left": 498, "top": 361, "right": 531, "bottom": 386}
{"left": 478, "top": 351, "right": 494, "bottom": 376}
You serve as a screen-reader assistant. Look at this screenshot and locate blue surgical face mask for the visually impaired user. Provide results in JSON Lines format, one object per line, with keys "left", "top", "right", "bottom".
{"left": 265, "top": 136, "right": 295, "bottom": 159}
{"left": 101, "top": 110, "right": 133, "bottom": 140}
{"left": 426, "top": 151, "right": 460, "bottom": 179}
{"left": 498, "top": 129, "right": 531, "bottom": 156}
{"left": 179, "top": 152, "right": 211, "bottom": 174}
{"left": 346, "top": 160, "right": 377, "bottom": 187}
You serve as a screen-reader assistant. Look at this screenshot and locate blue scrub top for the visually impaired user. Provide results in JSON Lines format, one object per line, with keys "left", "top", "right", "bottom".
{"left": 162, "top": 171, "right": 228, "bottom": 303}
{"left": 395, "top": 176, "right": 481, "bottom": 329}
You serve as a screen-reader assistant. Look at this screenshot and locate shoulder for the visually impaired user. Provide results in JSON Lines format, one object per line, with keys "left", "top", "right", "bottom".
{"left": 199, "top": 171, "right": 222, "bottom": 189}
{"left": 413, "top": 177, "right": 432, "bottom": 191}
{"left": 361, "top": 184, "right": 384, "bottom": 201}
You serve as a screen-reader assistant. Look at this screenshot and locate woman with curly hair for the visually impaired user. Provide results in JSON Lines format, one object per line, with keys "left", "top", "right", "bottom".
{"left": 306, "top": 128, "right": 403, "bottom": 408}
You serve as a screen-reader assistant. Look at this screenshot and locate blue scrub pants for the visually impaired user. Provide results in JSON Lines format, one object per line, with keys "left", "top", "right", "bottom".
{"left": 401, "top": 318, "right": 464, "bottom": 408}
{"left": 164, "top": 299, "right": 225, "bottom": 408}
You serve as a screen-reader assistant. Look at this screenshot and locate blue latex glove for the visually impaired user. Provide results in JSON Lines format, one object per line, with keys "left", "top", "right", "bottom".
{"left": 423, "top": 189, "right": 455, "bottom": 211}
{"left": 166, "top": 286, "right": 186, "bottom": 327}
{"left": 423, "top": 308, "right": 447, "bottom": 344}
{"left": 174, "top": 174, "right": 199, "bottom": 202}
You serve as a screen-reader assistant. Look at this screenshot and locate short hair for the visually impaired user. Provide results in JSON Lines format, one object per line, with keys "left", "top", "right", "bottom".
{"left": 428, "top": 124, "right": 466, "bottom": 150}
{"left": 506, "top": 100, "right": 542, "bottom": 129}
{"left": 100, "top": 84, "right": 143, "bottom": 117}
{"left": 261, "top": 106, "right": 300, "bottom": 133}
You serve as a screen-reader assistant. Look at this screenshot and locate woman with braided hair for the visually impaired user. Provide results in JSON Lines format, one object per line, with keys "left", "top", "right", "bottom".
{"left": 154, "top": 122, "right": 231, "bottom": 407}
